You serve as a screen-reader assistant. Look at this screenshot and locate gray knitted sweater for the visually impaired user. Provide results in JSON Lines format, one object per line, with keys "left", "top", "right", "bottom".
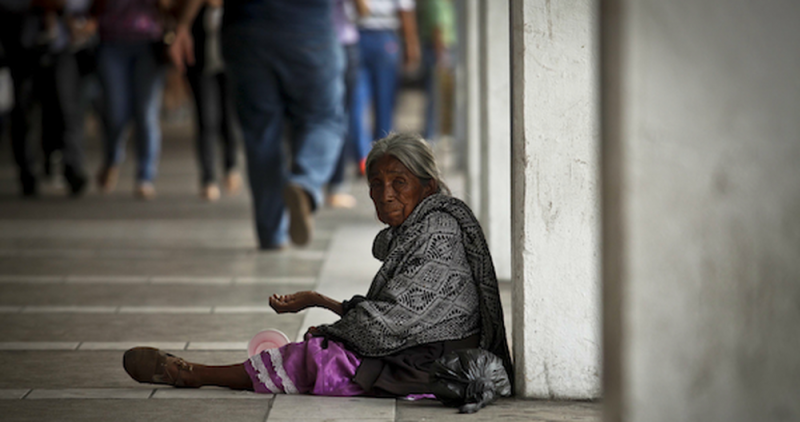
{"left": 317, "top": 194, "right": 513, "bottom": 379}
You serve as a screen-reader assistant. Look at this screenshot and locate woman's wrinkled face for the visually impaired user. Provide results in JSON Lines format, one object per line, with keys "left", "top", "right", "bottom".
{"left": 369, "top": 155, "right": 435, "bottom": 227}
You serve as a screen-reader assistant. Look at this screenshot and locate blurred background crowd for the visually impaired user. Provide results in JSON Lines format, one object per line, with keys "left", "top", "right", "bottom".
{"left": 0, "top": 0, "right": 456, "bottom": 224}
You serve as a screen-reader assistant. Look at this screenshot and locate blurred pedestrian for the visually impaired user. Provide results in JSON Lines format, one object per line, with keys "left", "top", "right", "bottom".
{"left": 417, "top": 0, "right": 455, "bottom": 142}
{"left": 92, "top": 0, "right": 169, "bottom": 200}
{"left": 170, "top": 0, "right": 345, "bottom": 249}
{"left": 351, "top": 0, "right": 420, "bottom": 174}
{"left": 325, "top": 0, "right": 367, "bottom": 209}
{"left": 186, "top": 0, "right": 241, "bottom": 202}
{"left": 0, "top": 0, "right": 92, "bottom": 197}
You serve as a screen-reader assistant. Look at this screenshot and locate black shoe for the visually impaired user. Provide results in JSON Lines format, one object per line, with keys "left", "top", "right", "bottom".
{"left": 64, "top": 166, "right": 88, "bottom": 197}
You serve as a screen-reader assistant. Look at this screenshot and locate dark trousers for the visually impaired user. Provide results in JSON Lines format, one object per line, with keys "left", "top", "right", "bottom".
{"left": 223, "top": 21, "right": 344, "bottom": 248}
{"left": 8, "top": 50, "right": 86, "bottom": 190}
{"left": 186, "top": 69, "right": 240, "bottom": 185}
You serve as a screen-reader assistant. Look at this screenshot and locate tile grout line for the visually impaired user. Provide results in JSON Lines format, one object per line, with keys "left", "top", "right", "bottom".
{"left": 1, "top": 275, "right": 318, "bottom": 285}
{"left": 1, "top": 388, "right": 267, "bottom": 400}
{"left": 6, "top": 305, "right": 277, "bottom": 314}
{"left": 263, "top": 395, "right": 275, "bottom": 422}
{"left": 0, "top": 341, "right": 245, "bottom": 351}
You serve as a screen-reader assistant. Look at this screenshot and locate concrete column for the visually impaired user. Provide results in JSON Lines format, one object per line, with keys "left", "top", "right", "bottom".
{"left": 462, "top": 0, "right": 482, "bottom": 216}
{"left": 602, "top": 1, "right": 800, "bottom": 421}
{"left": 478, "top": 0, "right": 511, "bottom": 280}
{"left": 509, "top": 0, "right": 601, "bottom": 398}
{"left": 452, "top": 0, "right": 468, "bottom": 173}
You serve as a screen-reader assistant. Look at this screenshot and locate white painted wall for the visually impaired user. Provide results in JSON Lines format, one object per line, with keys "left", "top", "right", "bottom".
{"left": 478, "top": 0, "right": 512, "bottom": 280}
{"left": 510, "top": 0, "right": 601, "bottom": 398}
{"left": 463, "top": 0, "right": 482, "bottom": 216}
{"left": 602, "top": 1, "right": 800, "bottom": 421}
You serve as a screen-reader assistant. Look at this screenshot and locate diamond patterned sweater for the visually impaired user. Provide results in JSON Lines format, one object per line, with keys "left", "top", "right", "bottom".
{"left": 317, "top": 194, "right": 513, "bottom": 382}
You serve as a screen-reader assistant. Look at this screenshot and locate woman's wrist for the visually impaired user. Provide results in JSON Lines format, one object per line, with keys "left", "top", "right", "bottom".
{"left": 314, "top": 292, "right": 344, "bottom": 316}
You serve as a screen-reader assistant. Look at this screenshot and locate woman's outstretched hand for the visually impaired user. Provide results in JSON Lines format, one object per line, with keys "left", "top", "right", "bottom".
{"left": 269, "top": 291, "right": 318, "bottom": 314}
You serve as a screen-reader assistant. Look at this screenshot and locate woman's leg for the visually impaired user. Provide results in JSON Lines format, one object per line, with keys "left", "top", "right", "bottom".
{"left": 123, "top": 347, "right": 253, "bottom": 390}
{"left": 182, "top": 363, "right": 253, "bottom": 391}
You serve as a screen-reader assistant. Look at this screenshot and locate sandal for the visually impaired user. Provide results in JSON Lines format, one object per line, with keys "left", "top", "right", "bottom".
{"left": 123, "top": 347, "right": 195, "bottom": 387}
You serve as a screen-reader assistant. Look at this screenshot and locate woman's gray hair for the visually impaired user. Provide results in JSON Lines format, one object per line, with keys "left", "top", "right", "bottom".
{"left": 365, "top": 133, "right": 450, "bottom": 195}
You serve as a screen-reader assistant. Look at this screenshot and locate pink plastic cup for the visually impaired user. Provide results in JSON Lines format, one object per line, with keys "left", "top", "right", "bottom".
{"left": 247, "top": 329, "right": 291, "bottom": 357}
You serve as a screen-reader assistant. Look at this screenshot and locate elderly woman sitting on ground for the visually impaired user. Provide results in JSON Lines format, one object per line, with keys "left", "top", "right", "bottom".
{"left": 123, "top": 133, "right": 513, "bottom": 397}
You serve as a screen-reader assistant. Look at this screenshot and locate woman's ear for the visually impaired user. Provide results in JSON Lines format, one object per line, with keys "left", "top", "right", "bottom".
{"left": 423, "top": 179, "right": 438, "bottom": 196}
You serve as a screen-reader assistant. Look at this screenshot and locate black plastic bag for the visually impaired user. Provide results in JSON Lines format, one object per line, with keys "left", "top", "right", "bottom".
{"left": 428, "top": 348, "right": 512, "bottom": 414}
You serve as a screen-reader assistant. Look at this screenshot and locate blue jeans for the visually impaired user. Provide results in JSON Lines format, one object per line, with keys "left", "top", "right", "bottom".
{"left": 328, "top": 42, "right": 361, "bottom": 190}
{"left": 421, "top": 45, "right": 456, "bottom": 142}
{"left": 353, "top": 29, "right": 401, "bottom": 160}
{"left": 223, "top": 23, "right": 345, "bottom": 248}
{"left": 96, "top": 41, "right": 165, "bottom": 182}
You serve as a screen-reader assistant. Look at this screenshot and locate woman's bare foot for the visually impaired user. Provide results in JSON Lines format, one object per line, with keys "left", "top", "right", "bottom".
{"left": 123, "top": 347, "right": 198, "bottom": 387}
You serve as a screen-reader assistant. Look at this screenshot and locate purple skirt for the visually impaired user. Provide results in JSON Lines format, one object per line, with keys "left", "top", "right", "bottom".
{"left": 244, "top": 336, "right": 366, "bottom": 396}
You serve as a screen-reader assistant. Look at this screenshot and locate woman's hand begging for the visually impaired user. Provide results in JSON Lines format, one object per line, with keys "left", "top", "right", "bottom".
{"left": 269, "top": 291, "right": 318, "bottom": 314}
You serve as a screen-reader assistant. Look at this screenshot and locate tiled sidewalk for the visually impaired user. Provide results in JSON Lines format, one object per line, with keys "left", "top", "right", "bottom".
{"left": 0, "top": 96, "right": 600, "bottom": 421}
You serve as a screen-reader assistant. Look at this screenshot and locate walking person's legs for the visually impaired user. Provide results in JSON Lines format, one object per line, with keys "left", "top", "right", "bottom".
{"left": 369, "top": 31, "right": 400, "bottom": 141}
{"left": 187, "top": 68, "right": 221, "bottom": 200}
{"left": 280, "top": 37, "right": 345, "bottom": 244}
{"left": 53, "top": 51, "right": 88, "bottom": 196}
{"left": 223, "top": 25, "right": 289, "bottom": 249}
{"left": 326, "top": 43, "right": 360, "bottom": 208}
{"left": 131, "top": 43, "right": 165, "bottom": 200}
{"left": 216, "top": 71, "right": 242, "bottom": 195}
{"left": 96, "top": 43, "right": 133, "bottom": 193}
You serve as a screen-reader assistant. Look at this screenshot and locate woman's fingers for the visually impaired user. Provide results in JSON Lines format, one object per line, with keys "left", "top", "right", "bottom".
{"left": 269, "top": 291, "right": 318, "bottom": 313}
{"left": 269, "top": 295, "right": 290, "bottom": 313}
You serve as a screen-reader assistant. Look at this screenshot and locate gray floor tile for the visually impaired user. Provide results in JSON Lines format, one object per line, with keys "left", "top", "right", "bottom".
{"left": 78, "top": 342, "right": 188, "bottom": 351}
{"left": 269, "top": 395, "right": 395, "bottom": 420}
{"left": 22, "top": 306, "right": 119, "bottom": 314}
{"left": 0, "top": 306, "right": 22, "bottom": 313}
{"left": 25, "top": 388, "right": 153, "bottom": 400}
{"left": 0, "top": 351, "right": 251, "bottom": 389}
{"left": 0, "top": 342, "right": 79, "bottom": 350}
{"left": 0, "top": 255, "right": 323, "bottom": 277}
{"left": 65, "top": 275, "right": 150, "bottom": 284}
{"left": 151, "top": 388, "right": 268, "bottom": 399}
{"left": 233, "top": 276, "right": 317, "bottom": 285}
{"left": 0, "top": 389, "right": 30, "bottom": 400}
{"left": 396, "top": 398, "right": 602, "bottom": 422}
{"left": 0, "top": 283, "right": 309, "bottom": 307}
{"left": 150, "top": 276, "right": 233, "bottom": 285}
{"left": 0, "top": 275, "right": 64, "bottom": 283}
{"left": 186, "top": 342, "right": 248, "bottom": 351}
{"left": 212, "top": 306, "right": 272, "bottom": 314}
{"left": 0, "top": 399, "right": 271, "bottom": 422}
{"left": 269, "top": 419, "right": 391, "bottom": 422}
{"left": 117, "top": 306, "right": 213, "bottom": 314}
{"left": 0, "top": 314, "right": 304, "bottom": 342}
